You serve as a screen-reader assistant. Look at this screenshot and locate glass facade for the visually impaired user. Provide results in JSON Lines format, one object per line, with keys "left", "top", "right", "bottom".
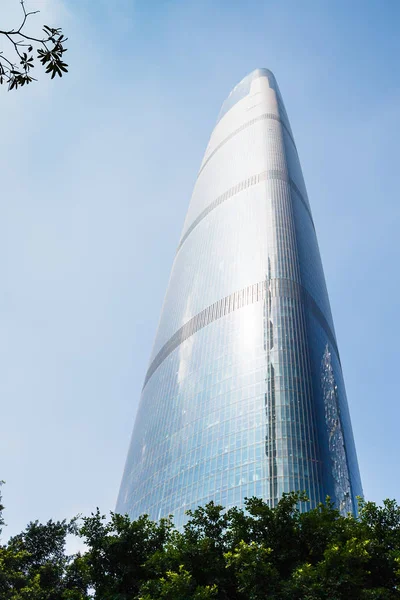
{"left": 117, "top": 68, "right": 363, "bottom": 526}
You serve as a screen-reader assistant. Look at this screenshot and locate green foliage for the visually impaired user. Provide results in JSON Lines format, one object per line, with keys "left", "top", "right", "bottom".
{"left": 78, "top": 510, "right": 174, "bottom": 599}
{"left": 0, "top": 0, "right": 68, "bottom": 90}
{"left": 1, "top": 487, "right": 400, "bottom": 599}
{"left": 139, "top": 565, "right": 218, "bottom": 600}
{"left": 0, "top": 481, "right": 5, "bottom": 538}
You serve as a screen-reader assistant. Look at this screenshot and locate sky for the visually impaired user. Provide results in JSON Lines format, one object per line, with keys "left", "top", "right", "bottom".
{"left": 0, "top": 0, "right": 399, "bottom": 540}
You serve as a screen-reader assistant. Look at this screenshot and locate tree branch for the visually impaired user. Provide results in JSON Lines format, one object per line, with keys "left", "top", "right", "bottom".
{"left": 0, "top": 0, "right": 68, "bottom": 90}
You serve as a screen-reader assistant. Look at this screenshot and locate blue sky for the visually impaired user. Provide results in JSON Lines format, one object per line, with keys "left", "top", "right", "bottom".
{"left": 0, "top": 0, "right": 399, "bottom": 538}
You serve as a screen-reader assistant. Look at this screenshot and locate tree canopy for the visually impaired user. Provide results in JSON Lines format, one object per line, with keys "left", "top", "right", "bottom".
{"left": 1, "top": 486, "right": 400, "bottom": 599}
{"left": 0, "top": 0, "right": 68, "bottom": 90}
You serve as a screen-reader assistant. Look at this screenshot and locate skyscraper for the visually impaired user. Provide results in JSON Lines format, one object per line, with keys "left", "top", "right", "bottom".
{"left": 117, "top": 68, "right": 362, "bottom": 526}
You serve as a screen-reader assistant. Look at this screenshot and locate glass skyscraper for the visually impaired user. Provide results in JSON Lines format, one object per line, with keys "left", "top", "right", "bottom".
{"left": 117, "top": 68, "right": 362, "bottom": 526}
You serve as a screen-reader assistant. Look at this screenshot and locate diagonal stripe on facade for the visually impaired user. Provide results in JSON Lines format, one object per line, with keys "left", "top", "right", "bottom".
{"left": 197, "top": 112, "right": 297, "bottom": 180}
{"left": 143, "top": 278, "right": 339, "bottom": 389}
{"left": 177, "top": 170, "right": 315, "bottom": 255}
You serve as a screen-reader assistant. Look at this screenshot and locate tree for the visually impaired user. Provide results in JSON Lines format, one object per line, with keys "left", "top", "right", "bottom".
{"left": 0, "top": 484, "right": 86, "bottom": 600}
{"left": 0, "top": 481, "right": 5, "bottom": 538}
{"left": 0, "top": 0, "right": 68, "bottom": 90}
{"left": 0, "top": 489, "right": 400, "bottom": 599}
